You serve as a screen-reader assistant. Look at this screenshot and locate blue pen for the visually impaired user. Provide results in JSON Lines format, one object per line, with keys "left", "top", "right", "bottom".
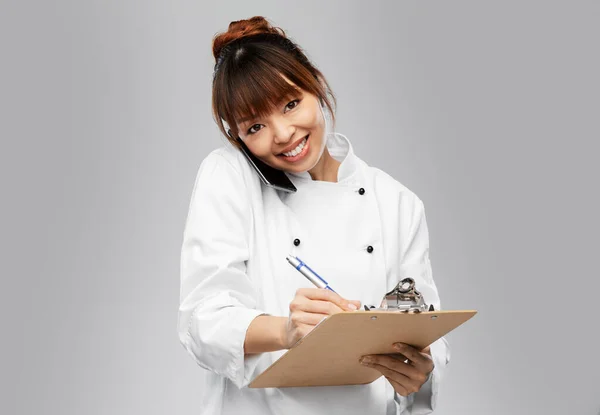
{"left": 286, "top": 254, "right": 336, "bottom": 293}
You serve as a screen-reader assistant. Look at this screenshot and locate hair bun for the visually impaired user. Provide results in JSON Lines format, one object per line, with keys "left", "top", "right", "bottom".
{"left": 212, "top": 16, "right": 286, "bottom": 61}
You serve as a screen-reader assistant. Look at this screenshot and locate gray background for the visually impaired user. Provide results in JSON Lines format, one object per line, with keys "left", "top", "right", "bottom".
{"left": 1, "top": 1, "right": 599, "bottom": 414}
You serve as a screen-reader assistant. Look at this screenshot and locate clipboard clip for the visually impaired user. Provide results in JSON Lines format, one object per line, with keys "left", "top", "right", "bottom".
{"left": 365, "top": 278, "right": 434, "bottom": 313}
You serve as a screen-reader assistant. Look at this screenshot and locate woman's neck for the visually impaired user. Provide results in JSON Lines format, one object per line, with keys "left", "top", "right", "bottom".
{"left": 307, "top": 148, "right": 341, "bottom": 182}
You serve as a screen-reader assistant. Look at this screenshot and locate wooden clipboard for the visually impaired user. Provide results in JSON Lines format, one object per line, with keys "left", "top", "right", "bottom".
{"left": 249, "top": 309, "right": 477, "bottom": 388}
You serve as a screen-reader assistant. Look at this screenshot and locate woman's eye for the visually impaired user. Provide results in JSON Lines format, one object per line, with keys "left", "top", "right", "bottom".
{"left": 285, "top": 99, "right": 300, "bottom": 111}
{"left": 247, "top": 124, "right": 262, "bottom": 135}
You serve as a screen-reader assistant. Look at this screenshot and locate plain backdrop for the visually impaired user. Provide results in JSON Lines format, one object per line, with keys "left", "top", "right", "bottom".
{"left": 1, "top": 1, "right": 599, "bottom": 414}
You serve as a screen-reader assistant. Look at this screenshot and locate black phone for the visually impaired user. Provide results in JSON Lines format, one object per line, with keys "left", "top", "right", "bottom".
{"left": 231, "top": 132, "right": 297, "bottom": 193}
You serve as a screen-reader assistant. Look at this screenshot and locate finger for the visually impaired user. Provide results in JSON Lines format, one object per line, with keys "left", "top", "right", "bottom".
{"left": 289, "top": 311, "right": 329, "bottom": 326}
{"left": 296, "top": 288, "right": 356, "bottom": 310}
{"left": 393, "top": 343, "right": 434, "bottom": 372}
{"left": 361, "top": 355, "right": 426, "bottom": 384}
{"left": 297, "top": 299, "right": 346, "bottom": 315}
{"left": 384, "top": 375, "right": 410, "bottom": 397}
{"left": 348, "top": 299, "right": 361, "bottom": 309}
{"left": 296, "top": 288, "right": 360, "bottom": 311}
{"left": 386, "top": 352, "right": 409, "bottom": 363}
{"left": 363, "top": 360, "right": 420, "bottom": 395}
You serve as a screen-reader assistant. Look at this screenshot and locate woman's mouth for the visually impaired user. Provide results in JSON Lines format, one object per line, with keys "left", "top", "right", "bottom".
{"left": 278, "top": 135, "right": 310, "bottom": 162}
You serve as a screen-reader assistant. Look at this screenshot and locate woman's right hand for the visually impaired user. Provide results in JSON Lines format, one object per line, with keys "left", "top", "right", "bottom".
{"left": 281, "top": 288, "right": 361, "bottom": 349}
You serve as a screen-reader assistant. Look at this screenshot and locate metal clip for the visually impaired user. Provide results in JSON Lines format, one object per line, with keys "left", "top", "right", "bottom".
{"left": 368, "top": 278, "right": 431, "bottom": 313}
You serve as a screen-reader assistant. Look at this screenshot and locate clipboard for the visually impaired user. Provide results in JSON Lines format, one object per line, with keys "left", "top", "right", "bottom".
{"left": 249, "top": 309, "right": 477, "bottom": 388}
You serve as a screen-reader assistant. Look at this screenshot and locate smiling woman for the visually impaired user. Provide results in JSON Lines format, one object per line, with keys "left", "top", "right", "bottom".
{"left": 211, "top": 17, "right": 336, "bottom": 145}
{"left": 211, "top": 18, "right": 338, "bottom": 180}
{"left": 178, "top": 15, "right": 450, "bottom": 415}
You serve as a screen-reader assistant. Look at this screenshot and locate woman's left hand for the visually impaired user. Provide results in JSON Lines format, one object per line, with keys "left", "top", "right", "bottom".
{"left": 360, "top": 343, "right": 434, "bottom": 397}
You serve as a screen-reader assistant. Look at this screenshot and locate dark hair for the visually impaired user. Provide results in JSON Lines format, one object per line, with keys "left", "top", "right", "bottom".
{"left": 211, "top": 16, "right": 336, "bottom": 149}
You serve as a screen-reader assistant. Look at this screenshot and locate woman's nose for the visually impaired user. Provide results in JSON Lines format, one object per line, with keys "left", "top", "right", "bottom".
{"left": 271, "top": 119, "right": 295, "bottom": 145}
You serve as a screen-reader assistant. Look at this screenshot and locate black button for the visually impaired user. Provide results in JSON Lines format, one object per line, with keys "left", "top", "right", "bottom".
{"left": 358, "top": 188, "right": 365, "bottom": 195}
{"left": 366, "top": 245, "right": 374, "bottom": 253}
{"left": 293, "top": 238, "right": 301, "bottom": 246}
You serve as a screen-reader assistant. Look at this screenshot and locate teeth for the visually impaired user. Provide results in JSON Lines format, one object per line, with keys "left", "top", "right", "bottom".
{"left": 283, "top": 137, "right": 307, "bottom": 157}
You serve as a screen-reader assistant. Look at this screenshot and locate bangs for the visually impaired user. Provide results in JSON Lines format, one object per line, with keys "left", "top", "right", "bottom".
{"left": 232, "top": 66, "right": 301, "bottom": 124}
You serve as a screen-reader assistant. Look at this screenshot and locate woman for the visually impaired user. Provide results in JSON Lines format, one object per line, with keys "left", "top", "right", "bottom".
{"left": 178, "top": 16, "right": 450, "bottom": 415}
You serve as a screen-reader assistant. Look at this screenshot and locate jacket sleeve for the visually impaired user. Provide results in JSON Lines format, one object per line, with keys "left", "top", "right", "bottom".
{"left": 393, "top": 198, "right": 451, "bottom": 414}
{"left": 177, "top": 152, "right": 266, "bottom": 389}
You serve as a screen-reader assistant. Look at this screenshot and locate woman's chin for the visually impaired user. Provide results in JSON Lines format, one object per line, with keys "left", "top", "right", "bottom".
{"left": 280, "top": 154, "right": 316, "bottom": 174}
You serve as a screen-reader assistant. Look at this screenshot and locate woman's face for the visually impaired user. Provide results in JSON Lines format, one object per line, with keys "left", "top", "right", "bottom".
{"left": 235, "top": 84, "right": 326, "bottom": 174}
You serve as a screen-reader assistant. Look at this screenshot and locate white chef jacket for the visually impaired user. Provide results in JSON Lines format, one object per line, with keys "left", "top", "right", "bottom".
{"left": 178, "top": 132, "right": 450, "bottom": 415}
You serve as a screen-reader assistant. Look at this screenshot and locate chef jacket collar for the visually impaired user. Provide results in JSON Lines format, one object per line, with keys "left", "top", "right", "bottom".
{"left": 286, "top": 132, "right": 359, "bottom": 184}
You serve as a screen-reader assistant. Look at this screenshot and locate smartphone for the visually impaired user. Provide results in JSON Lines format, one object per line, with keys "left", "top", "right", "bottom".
{"left": 233, "top": 134, "right": 297, "bottom": 193}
